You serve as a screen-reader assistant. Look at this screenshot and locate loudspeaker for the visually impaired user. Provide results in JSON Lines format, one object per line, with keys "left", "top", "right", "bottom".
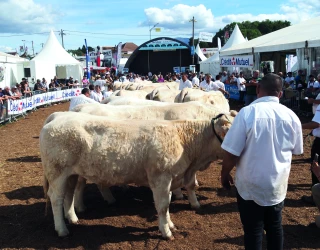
{"left": 24, "top": 68, "right": 31, "bottom": 77}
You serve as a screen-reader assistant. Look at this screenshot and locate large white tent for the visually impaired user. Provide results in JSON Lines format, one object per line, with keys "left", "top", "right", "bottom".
{"left": 200, "top": 24, "right": 246, "bottom": 76}
{"left": 30, "top": 31, "right": 83, "bottom": 81}
{"left": 221, "top": 17, "right": 320, "bottom": 55}
{"left": 220, "top": 17, "right": 320, "bottom": 75}
{"left": 0, "top": 52, "right": 28, "bottom": 88}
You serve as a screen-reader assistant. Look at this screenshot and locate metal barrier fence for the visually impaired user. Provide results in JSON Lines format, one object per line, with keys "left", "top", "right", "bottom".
{"left": 0, "top": 85, "right": 315, "bottom": 125}
{"left": 0, "top": 86, "right": 85, "bottom": 124}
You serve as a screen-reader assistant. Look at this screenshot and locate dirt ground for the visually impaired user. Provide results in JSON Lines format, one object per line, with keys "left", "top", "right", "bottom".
{"left": 0, "top": 101, "right": 319, "bottom": 250}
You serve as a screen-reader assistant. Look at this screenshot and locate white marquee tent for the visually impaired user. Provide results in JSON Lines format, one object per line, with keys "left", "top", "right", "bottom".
{"left": 200, "top": 24, "right": 247, "bottom": 76}
{"left": 30, "top": 31, "right": 83, "bottom": 81}
{"left": 221, "top": 16, "right": 320, "bottom": 56}
{"left": 220, "top": 17, "right": 320, "bottom": 75}
{"left": 0, "top": 52, "right": 28, "bottom": 88}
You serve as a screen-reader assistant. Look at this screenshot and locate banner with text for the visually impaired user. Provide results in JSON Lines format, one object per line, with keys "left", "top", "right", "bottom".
{"left": 198, "top": 32, "right": 214, "bottom": 42}
{"left": 225, "top": 84, "right": 240, "bottom": 100}
{"left": 7, "top": 88, "right": 82, "bottom": 115}
{"left": 220, "top": 55, "right": 253, "bottom": 68}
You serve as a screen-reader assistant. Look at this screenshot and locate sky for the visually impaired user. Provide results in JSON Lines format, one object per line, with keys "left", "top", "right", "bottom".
{"left": 0, "top": 0, "right": 319, "bottom": 54}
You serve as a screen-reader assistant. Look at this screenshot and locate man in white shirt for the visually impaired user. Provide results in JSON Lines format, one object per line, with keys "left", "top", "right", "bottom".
{"left": 103, "top": 85, "right": 114, "bottom": 99}
{"left": 69, "top": 88, "right": 97, "bottom": 111}
{"left": 221, "top": 71, "right": 228, "bottom": 83}
{"left": 171, "top": 74, "right": 180, "bottom": 83}
{"left": 191, "top": 73, "right": 199, "bottom": 87}
{"left": 90, "top": 85, "right": 103, "bottom": 102}
{"left": 215, "top": 75, "right": 225, "bottom": 90}
{"left": 179, "top": 72, "right": 192, "bottom": 90}
{"left": 199, "top": 74, "right": 216, "bottom": 91}
{"left": 237, "top": 72, "right": 246, "bottom": 104}
{"left": 200, "top": 74, "right": 229, "bottom": 96}
{"left": 307, "top": 74, "right": 320, "bottom": 89}
{"left": 284, "top": 72, "right": 295, "bottom": 89}
{"left": 94, "top": 75, "right": 106, "bottom": 93}
{"left": 221, "top": 73, "right": 303, "bottom": 249}
{"left": 302, "top": 100, "right": 320, "bottom": 205}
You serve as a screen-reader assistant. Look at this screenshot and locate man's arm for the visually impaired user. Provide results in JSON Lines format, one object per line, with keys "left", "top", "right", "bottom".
{"left": 302, "top": 121, "right": 320, "bottom": 130}
{"left": 221, "top": 150, "right": 239, "bottom": 189}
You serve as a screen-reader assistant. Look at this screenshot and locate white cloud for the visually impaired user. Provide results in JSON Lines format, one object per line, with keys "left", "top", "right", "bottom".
{"left": 142, "top": 4, "right": 214, "bottom": 31}
{"left": 143, "top": 0, "right": 320, "bottom": 34}
{"left": 0, "top": 0, "right": 61, "bottom": 33}
{"left": 0, "top": 46, "right": 15, "bottom": 52}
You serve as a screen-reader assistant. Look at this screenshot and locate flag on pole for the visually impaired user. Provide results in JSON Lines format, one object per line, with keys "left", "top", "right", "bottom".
{"left": 84, "top": 39, "right": 90, "bottom": 79}
{"left": 116, "top": 42, "right": 122, "bottom": 68}
{"left": 155, "top": 27, "right": 161, "bottom": 32}
{"left": 218, "top": 37, "right": 221, "bottom": 51}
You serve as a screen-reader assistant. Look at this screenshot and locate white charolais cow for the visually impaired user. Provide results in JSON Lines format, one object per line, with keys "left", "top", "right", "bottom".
{"left": 102, "top": 96, "right": 167, "bottom": 106}
{"left": 176, "top": 88, "right": 230, "bottom": 112}
{"left": 71, "top": 101, "right": 233, "bottom": 211}
{"left": 41, "top": 112, "right": 233, "bottom": 239}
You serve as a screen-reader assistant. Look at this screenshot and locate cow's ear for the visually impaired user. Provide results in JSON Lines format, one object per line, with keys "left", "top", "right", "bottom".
{"left": 214, "top": 114, "right": 234, "bottom": 139}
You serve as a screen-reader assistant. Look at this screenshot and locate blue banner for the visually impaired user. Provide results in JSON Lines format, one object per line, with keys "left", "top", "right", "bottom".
{"left": 84, "top": 39, "right": 90, "bottom": 79}
{"left": 225, "top": 84, "right": 240, "bottom": 100}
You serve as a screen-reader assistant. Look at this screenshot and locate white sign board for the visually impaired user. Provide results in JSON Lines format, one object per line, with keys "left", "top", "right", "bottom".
{"left": 199, "top": 32, "right": 214, "bottom": 42}
{"left": 220, "top": 55, "right": 254, "bottom": 68}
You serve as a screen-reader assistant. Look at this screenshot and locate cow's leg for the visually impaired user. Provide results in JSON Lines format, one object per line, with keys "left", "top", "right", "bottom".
{"left": 64, "top": 175, "right": 79, "bottom": 224}
{"left": 97, "top": 185, "right": 116, "bottom": 204}
{"left": 47, "top": 175, "right": 69, "bottom": 237}
{"left": 150, "top": 177, "right": 175, "bottom": 240}
{"left": 74, "top": 176, "right": 87, "bottom": 212}
{"left": 172, "top": 188, "right": 184, "bottom": 200}
{"left": 186, "top": 174, "right": 200, "bottom": 209}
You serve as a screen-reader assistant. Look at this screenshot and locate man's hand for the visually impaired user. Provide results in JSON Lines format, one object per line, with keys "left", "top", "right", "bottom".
{"left": 221, "top": 173, "right": 234, "bottom": 190}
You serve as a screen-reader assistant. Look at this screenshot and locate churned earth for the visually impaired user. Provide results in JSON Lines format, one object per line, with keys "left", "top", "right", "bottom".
{"left": 0, "top": 101, "right": 318, "bottom": 250}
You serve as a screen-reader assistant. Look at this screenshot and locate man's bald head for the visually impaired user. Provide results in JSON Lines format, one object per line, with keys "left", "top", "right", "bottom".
{"left": 257, "top": 73, "right": 283, "bottom": 98}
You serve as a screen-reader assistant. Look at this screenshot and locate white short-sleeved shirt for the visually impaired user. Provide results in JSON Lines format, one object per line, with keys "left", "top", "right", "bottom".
{"left": 103, "top": 91, "right": 113, "bottom": 99}
{"left": 179, "top": 79, "right": 192, "bottom": 90}
{"left": 69, "top": 94, "right": 97, "bottom": 111}
{"left": 285, "top": 76, "right": 295, "bottom": 84}
{"left": 312, "top": 103, "right": 320, "bottom": 137}
{"left": 221, "top": 96, "right": 303, "bottom": 206}
{"left": 307, "top": 81, "right": 320, "bottom": 89}
{"left": 199, "top": 80, "right": 219, "bottom": 92}
{"left": 192, "top": 76, "right": 200, "bottom": 87}
{"left": 215, "top": 80, "right": 225, "bottom": 90}
{"left": 237, "top": 77, "right": 246, "bottom": 91}
{"left": 90, "top": 91, "right": 103, "bottom": 102}
{"left": 94, "top": 79, "right": 106, "bottom": 91}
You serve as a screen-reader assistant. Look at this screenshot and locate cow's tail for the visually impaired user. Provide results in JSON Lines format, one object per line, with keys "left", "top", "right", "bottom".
{"left": 177, "top": 88, "right": 188, "bottom": 103}
{"left": 43, "top": 175, "right": 50, "bottom": 216}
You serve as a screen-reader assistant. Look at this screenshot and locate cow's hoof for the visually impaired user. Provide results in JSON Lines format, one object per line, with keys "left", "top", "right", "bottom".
{"left": 164, "top": 235, "right": 175, "bottom": 241}
{"left": 191, "top": 203, "right": 201, "bottom": 210}
{"left": 57, "top": 228, "right": 70, "bottom": 238}
{"left": 68, "top": 216, "right": 79, "bottom": 224}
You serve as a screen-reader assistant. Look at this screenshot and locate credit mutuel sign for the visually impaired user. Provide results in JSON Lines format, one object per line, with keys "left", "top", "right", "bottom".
{"left": 220, "top": 55, "right": 253, "bottom": 68}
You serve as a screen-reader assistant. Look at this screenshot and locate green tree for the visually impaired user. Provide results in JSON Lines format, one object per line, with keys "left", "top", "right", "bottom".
{"left": 211, "top": 20, "right": 290, "bottom": 47}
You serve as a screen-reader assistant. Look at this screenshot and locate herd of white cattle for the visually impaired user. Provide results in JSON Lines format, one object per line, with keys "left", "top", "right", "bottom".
{"left": 40, "top": 80, "right": 238, "bottom": 240}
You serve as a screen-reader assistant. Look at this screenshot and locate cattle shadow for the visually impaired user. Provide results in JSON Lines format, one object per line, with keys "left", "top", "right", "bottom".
{"left": 291, "top": 158, "right": 311, "bottom": 164}
{"left": 195, "top": 201, "right": 238, "bottom": 215}
{"left": 3, "top": 185, "right": 44, "bottom": 200}
{"left": 0, "top": 202, "right": 162, "bottom": 249}
{"left": 214, "top": 224, "right": 320, "bottom": 249}
{"left": 6, "top": 155, "right": 41, "bottom": 163}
